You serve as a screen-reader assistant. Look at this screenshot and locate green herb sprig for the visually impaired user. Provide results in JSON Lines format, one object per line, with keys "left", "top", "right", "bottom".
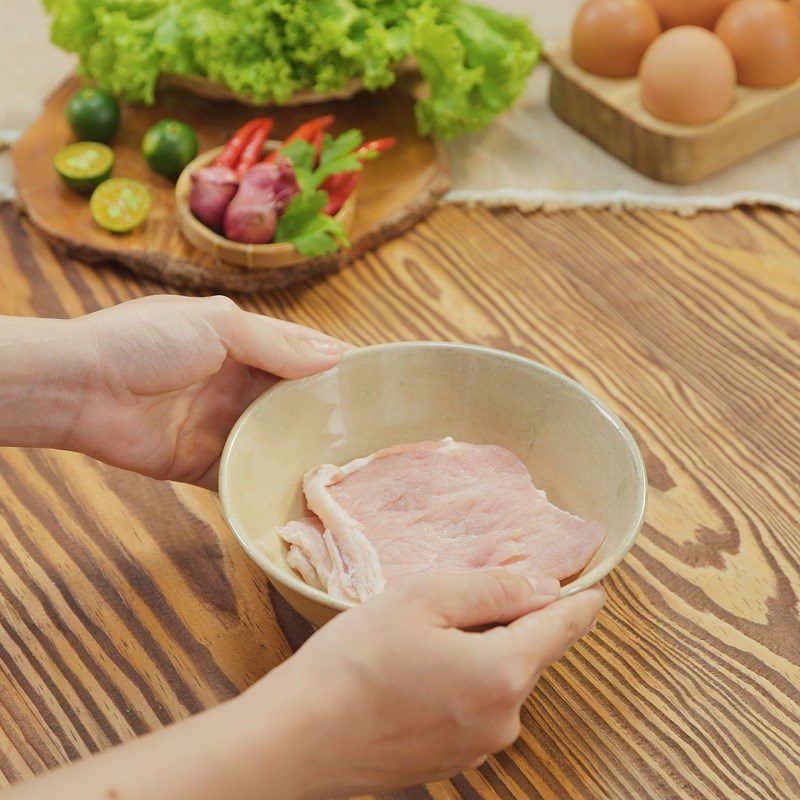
{"left": 274, "top": 130, "right": 366, "bottom": 257}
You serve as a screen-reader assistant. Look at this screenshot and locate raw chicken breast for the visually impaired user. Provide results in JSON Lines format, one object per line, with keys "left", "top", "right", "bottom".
{"left": 277, "top": 439, "right": 606, "bottom": 602}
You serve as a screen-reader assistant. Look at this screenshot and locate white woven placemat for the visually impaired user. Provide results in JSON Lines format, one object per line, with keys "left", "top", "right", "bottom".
{"left": 3, "top": 0, "right": 799, "bottom": 213}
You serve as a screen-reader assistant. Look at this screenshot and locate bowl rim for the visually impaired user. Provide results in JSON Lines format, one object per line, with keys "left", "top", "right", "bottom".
{"left": 219, "top": 341, "right": 648, "bottom": 612}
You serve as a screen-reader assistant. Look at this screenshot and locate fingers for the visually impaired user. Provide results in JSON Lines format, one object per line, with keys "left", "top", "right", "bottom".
{"left": 223, "top": 305, "right": 353, "bottom": 379}
{"left": 501, "top": 585, "right": 605, "bottom": 672}
{"left": 405, "top": 570, "right": 562, "bottom": 630}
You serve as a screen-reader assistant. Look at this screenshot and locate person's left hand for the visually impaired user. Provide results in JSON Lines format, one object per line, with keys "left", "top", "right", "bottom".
{"left": 61, "top": 295, "right": 350, "bottom": 488}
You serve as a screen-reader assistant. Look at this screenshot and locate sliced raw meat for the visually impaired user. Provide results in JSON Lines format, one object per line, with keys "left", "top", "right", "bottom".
{"left": 277, "top": 438, "right": 606, "bottom": 602}
{"left": 301, "top": 457, "right": 386, "bottom": 601}
{"left": 278, "top": 517, "right": 330, "bottom": 591}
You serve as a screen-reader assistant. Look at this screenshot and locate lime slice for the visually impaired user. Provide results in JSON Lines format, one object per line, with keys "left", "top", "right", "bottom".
{"left": 54, "top": 142, "right": 115, "bottom": 193}
{"left": 90, "top": 178, "right": 152, "bottom": 233}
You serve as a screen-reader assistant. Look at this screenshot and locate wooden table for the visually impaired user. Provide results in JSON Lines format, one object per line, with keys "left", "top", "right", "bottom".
{"left": 0, "top": 202, "right": 797, "bottom": 799}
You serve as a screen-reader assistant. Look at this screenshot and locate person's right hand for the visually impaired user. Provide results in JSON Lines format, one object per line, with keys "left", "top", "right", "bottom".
{"left": 1, "top": 571, "right": 605, "bottom": 800}
{"left": 244, "top": 571, "right": 606, "bottom": 799}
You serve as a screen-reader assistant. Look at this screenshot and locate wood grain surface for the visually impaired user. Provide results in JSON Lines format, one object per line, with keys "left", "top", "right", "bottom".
{"left": 0, "top": 200, "right": 798, "bottom": 799}
{"left": 12, "top": 76, "right": 450, "bottom": 292}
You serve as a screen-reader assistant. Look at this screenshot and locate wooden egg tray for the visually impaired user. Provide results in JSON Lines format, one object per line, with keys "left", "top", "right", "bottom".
{"left": 548, "top": 41, "right": 800, "bottom": 184}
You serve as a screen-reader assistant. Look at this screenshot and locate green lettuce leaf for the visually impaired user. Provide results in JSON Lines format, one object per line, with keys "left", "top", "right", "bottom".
{"left": 411, "top": 2, "right": 541, "bottom": 139}
{"left": 43, "top": 0, "right": 540, "bottom": 139}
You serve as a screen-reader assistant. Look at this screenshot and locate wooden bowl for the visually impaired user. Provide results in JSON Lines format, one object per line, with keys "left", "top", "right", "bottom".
{"left": 162, "top": 59, "right": 417, "bottom": 107}
{"left": 219, "top": 342, "right": 648, "bottom": 627}
{"left": 175, "top": 144, "right": 356, "bottom": 270}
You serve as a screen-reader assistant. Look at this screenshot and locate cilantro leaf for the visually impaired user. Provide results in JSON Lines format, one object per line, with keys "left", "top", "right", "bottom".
{"left": 274, "top": 190, "right": 350, "bottom": 257}
{"left": 278, "top": 140, "right": 317, "bottom": 193}
{"left": 274, "top": 132, "right": 364, "bottom": 257}
{"left": 281, "top": 129, "right": 366, "bottom": 191}
{"left": 314, "top": 129, "right": 364, "bottom": 185}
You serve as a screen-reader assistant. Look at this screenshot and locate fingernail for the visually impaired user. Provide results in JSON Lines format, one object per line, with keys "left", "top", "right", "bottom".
{"left": 528, "top": 575, "right": 561, "bottom": 597}
{"left": 311, "top": 338, "right": 349, "bottom": 355}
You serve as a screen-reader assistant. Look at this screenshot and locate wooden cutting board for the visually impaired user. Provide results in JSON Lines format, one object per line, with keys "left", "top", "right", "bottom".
{"left": 12, "top": 76, "right": 450, "bottom": 292}
{"left": 548, "top": 41, "right": 800, "bottom": 185}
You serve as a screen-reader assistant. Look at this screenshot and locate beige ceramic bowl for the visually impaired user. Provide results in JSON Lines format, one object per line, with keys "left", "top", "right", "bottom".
{"left": 219, "top": 342, "right": 647, "bottom": 627}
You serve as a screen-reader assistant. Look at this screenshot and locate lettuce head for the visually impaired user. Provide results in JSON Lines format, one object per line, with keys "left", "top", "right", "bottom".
{"left": 43, "top": 0, "right": 540, "bottom": 140}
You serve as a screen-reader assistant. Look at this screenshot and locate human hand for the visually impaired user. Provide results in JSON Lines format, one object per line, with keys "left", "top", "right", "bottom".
{"left": 244, "top": 571, "right": 606, "bottom": 798}
{"left": 1, "top": 571, "right": 603, "bottom": 800}
{"left": 61, "top": 295, "right": 349, "bottom": 487}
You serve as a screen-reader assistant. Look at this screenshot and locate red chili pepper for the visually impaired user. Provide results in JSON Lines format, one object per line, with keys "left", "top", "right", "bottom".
{"left": 214, "top": 118, "right": 269, "bottom": 169}
{"left": 264, "top": 114, "right": 335, "bottom": 163}
{"left": 323, "top": 172, "right": 360, "bottom": 215}
{"left": 236, "top": 119, "right": 274, "bottom": 178}
{"left": 356, "top": 137, "right": 397, "bottom": 157}
{"left": 322, "top": 138, "right": 396, "bottom": 215}
{"left": 311, "top": 129, "right": 325, "bottom": 165}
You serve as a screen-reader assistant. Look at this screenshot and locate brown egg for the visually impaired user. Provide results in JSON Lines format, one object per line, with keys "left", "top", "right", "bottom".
{"left": 640, "top": 27, "right": 736, "bottom": 124}
{"left": 572, "top": 0, "right": 662, "bottom": 77}
{"left": 790, "top": 0, "right": 800, "bottom": 14}
{"left": 649, "top": 0, "right": 734, "bottom": 28}
{"left": 715, "top": 0, "right": 800, "bottom": 87}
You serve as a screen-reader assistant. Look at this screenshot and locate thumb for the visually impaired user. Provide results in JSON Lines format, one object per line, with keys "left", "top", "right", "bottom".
{"left": 407, "top": 570, "right": 562, "bottom": 630}
{"left": 227, "top": 311, "right": 353, "bottom": 379}
{"left": 501, "top": 584, "right": 606, "bottom": 673}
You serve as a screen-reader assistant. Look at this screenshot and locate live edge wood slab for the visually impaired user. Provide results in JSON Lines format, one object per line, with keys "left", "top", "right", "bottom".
{"left": 548, "top": 41, "right": 800, "bottom": 184}
{"left": 12, "top": 76, "right": 450, "bottom": 292}
{"left": 0, "top": 201, "right": 798, "bottom": 799}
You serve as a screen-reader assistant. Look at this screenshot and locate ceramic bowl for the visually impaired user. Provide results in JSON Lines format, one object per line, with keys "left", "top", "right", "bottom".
{"left": 219, "top": 342, "right": 648, "bottom": 626}
{"left": 175, "top": 144, "right": 356, "bottom": 270}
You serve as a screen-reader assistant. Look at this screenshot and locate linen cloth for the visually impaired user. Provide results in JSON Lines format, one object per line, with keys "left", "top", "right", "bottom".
{"left": 3, "top": 0, "right": 799, "bottom": 212}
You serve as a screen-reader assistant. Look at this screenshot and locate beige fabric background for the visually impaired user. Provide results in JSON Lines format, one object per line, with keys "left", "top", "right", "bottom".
{"left": 3, "top": 1, "right": 800, "bottom": 212}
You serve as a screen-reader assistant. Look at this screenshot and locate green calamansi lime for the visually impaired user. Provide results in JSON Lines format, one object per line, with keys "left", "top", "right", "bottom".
{"left": 66, "top": 88, "right": 120, "bottom": 143}
{"left": 54, "top": 142, "right": 115, "bottom": 193}
{"left": 141, "top": 119, "right": 199, "bottom": 179}
{"left": 90, "top": 178, "right": 152, "bottom": 233}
